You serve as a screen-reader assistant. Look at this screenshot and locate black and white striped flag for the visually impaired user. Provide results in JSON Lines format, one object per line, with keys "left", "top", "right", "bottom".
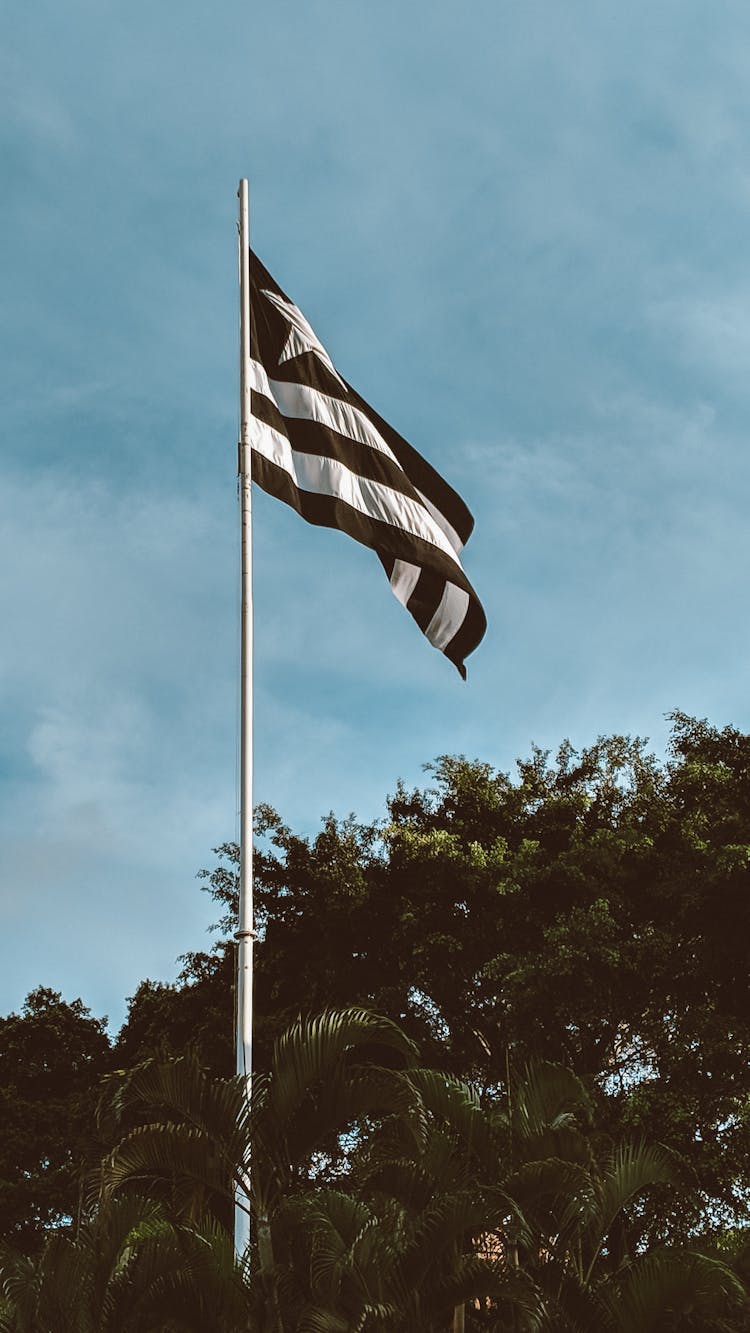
{"left": 247, "top": 252, "right": 486, "bottom": 678}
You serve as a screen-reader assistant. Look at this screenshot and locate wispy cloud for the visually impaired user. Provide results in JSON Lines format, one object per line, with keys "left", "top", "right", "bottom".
{"left": 0, "top": 52, "right": 78, "bottom": 155}
{"left": 4, "top": 0, "right": 750, "bottom": 1027}
{"left": 648, "top": 288, "right": 750, "bottom": 384}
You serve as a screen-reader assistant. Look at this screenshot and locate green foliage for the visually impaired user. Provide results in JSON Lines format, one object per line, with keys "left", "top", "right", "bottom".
{"left": 114, "top": 946, "right": 235, "bottom": 1078}
{"left": 0, "top": 988, "right": 111, "bottom": 1253}
{"left": 101, "top": 1009, "right": 417, "bottom": 1230}
{"left": 64, "top": 1020, "right": 748, "bottom": 1331}
{"left": 178, "top": 715, "right": 750, "bottom": 1242}
{"left": 0, "top": 1197, "right": 254, "bottom": 1332}
{"left": 3, "top": 712, "right": 750, "bottom": 1291}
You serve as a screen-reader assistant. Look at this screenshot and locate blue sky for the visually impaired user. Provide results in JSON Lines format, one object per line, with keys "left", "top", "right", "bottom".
{"left": 3, "top": 1, "right": 750, "bottom": 1030}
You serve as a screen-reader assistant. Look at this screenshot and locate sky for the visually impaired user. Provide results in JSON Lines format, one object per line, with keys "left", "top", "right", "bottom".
{"left": 2, "top": 1, "right": 750, "bottom": 1031}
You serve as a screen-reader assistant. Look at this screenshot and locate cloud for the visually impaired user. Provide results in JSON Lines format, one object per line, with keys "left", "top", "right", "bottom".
{"left": 648, "top": 289, "right": 750, "bottom": 385}
{"left": 0, "top": 464, "right": 236, "bottom": 1020}
{"left": 0, "top": 51, "right": 78, "bottom": 156}
{"left": 4, "top": 0, "right": 750, "bottom": 1030}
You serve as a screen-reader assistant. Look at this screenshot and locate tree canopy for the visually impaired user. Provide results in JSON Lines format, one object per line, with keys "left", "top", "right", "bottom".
{"left": 4, "top": 1011, "right": 747, "bottom": 1331}
{"left": 3, "top": 713, "right": 749, "bottom": 1261}
{"left": 0, "top": 989, "right": 111, "bottom": 1252}
{"left": 136, "top": 712, "right": 750, "bottom": 1243}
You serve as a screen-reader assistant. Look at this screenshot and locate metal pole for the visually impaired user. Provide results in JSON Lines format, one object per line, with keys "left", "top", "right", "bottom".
{"left": 235, "top": 177, "right": 254, "bottom": 1259}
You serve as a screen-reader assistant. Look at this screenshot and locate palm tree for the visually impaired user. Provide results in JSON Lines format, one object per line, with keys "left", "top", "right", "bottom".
{"left": 99, "top": 1010, "right": 418, "bottom": 1330}
{"left": 98, "top": 1012, "right": 538, "bottom": 1331}
{"left": 84, "top": 1015, "right": 747, "bottom": 1332}
{"left": 487, "top": 1063, "right": 746, "bottom": 1331}
{"left": 347, "top": 1056, "right": 746, "bottom": 1332}
{"left": 0, "top": 1195, "right": 253, "bottom": 1333}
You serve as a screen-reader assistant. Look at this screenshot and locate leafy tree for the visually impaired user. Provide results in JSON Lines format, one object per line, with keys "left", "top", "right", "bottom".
{"left": 0, "top": 989, "right": 111, "bottom": 1253}
{"left": 100, "top": 1009, "right": 415, "bottom": 1242}
{"left": 98, "top": 1010, "right": 529, "bottom": 1330}
{"left": 12, "top": 713, "right": 746, "bottom": 1258}
{"left": 167, "top": 715, "right": 750, "bottom": 1242}
{"left": 92, "top": 1014, "right": 747, "bottom": 1332}
{"left": 0, "top": 1196, "right": 253, "bottom": 1333}
{"left": 115, "top": 947, "right": 234, "bottom": 1078}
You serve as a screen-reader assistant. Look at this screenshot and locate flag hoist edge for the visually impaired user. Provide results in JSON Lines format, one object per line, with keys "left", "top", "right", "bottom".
{"left": 246, "top": 251, "right": 486, "bottom": 678}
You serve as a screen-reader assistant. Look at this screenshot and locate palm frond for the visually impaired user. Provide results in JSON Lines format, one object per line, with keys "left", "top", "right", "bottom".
{"left": 101, "top": 1053, "right": 250, "bottom": 1146}
{"left": 589, "top": 1142, "right": 674, "bottom": 1255}
{"left": 401, "top": 1067, "right": 498, "bottom": 1167}
{"left": 100, "top": 1123, "right": 237, "bottom": 1220}
{"left": 514, "top": 1062, "right": 593, "bottom": 1142}
{"left": 602, "top": 1248, "right": 746, "bottom": 1332}
{"left": 267, "top": 1009, "right": 416, "bottom": 1122}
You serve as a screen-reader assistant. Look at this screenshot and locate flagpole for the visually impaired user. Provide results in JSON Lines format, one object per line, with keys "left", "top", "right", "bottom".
{"left": 235, "top": 177, "right": 255, "bottom": 1259}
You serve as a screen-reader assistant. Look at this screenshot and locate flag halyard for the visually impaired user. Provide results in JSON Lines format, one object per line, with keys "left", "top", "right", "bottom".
{"left": 247, "top": 251, "right": 486, "bottom": 678}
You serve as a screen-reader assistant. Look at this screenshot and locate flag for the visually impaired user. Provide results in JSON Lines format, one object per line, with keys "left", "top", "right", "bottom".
{"left": 246, "top": 251, "right": 486, "bottom": 678}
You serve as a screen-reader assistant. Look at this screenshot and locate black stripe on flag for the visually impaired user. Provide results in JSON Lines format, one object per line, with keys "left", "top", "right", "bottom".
{"left": 251, "top": 389, "right": 429, "bottom": 503}
{"left": 248, "top": 251, "right": 486, "bottom": 677}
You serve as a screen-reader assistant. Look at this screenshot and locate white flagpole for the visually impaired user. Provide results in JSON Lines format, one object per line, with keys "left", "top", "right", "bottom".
{"left": 235, "top": 177, "right": 255, "bottom": 1259}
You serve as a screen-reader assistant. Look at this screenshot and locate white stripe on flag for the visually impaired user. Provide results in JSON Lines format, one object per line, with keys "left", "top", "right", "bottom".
{"left": 250, "top": 416, "right": 465, "bottom": 567}
{"left": 390, "top": 558, "right": 421, "bottom": 607}
{"left": 268, "top": 378, "right": 400, "bottom": 466}
{"left": 249, "top": 359, "right": 464, "bottom": 553}
{"left": 416, "top": 490, "right": 464, "bottom": 555}
{"left": 248, "top": 357, "right": 275, "bottom": 397}
{"left": 248, "top": 359, "right": 398, "bottom": 466}
{"left": 425, "top": 582, "right": 471, "bottom": 650}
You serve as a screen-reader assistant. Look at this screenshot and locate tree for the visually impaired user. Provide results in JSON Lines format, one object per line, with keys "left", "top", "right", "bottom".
{"left": 0, "top": 989, "right": 111, "bottom": 1252}
{"left": 176, "top": 716, "right": 750, "bottom": 1242}
{"left": 0, "top": 1196, "right": 254, "bottom": 1333}
{"left": 99, "top": 1010, "right": 537, "bottom": 1331}
{"left": 115, "top": 946, "right": 234, "bottom": 1079}
{"left": 91, "top": 1015, "right": 748, "bottom": 1332}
